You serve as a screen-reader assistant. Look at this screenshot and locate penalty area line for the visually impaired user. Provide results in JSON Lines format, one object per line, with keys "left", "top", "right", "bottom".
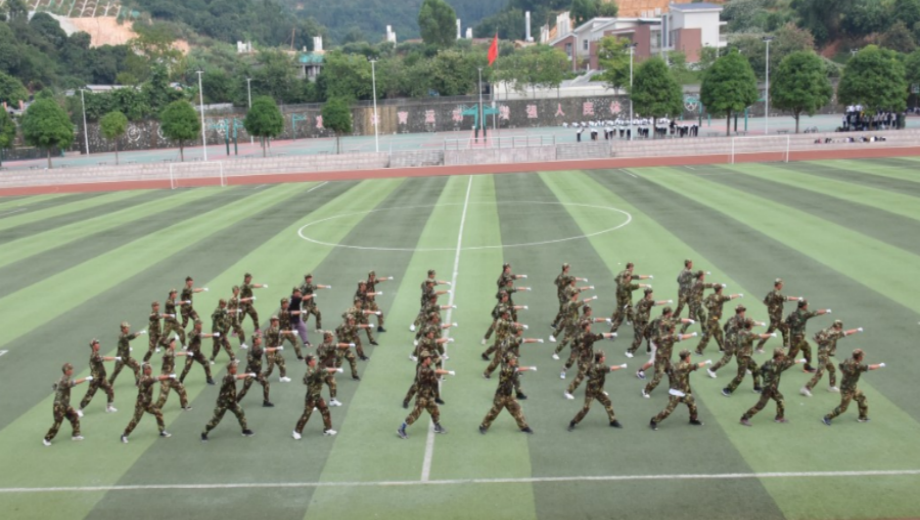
{"left": 4, "top": 469, "right": 919, "bottom": 494}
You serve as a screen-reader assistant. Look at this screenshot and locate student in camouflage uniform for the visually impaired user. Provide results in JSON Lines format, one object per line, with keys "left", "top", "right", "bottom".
{"left": 695, "top": 286, "right": 741, "bottom": 355}
{"left": 109, "top": 321, "right": 144, "bottom": 386}
{"left": 179, "top": 320, "right": 216, "bottom": 386}
{"left": 636, "top": 309, "right": 694, "bottom": 380}
{"left": 558, "top": 301, "right": 608, "bottom": 371}
{"left": 552, "top": 263, "right": 588, "bottom": 329}
{"left": 680, "top": 271, "right": 722, "bottom": 333}
{"left": 481, "top": 291, "right": 523, "bottom": 344}
{"left": 144, "top": 301, "right": 165, "bottom": 362}
{"left": 567, "top": 350, "right": 626, "bottom": 431}
{"left": 237, "top": 334, "right": 280, "bottom": 407}
{"left": 497, "top": 262, "right": 527, "bottom": 289}
{"left": 317, "top": 331, "right": 353, "bottom": 407}
{"left": 365, "top": 270, "right": 393, "bottom": 332}
{"left": 650, "top": 350, "right": 708, "bottom": 431}
{"left": 674, "top": 259, "right": 694, "bottom": 318}
{"left": 292, "top": 355, "right": 340, "bottom": 440}
{"left": 180, "top": 276, "right": 207, "bottom": 329}
{"left": 263, "top": 315, "right": 291, "bottom": 382}
{"left": 227, "top": 286, "right": 249, "bottom": 350}
{"left": 201, "top": 360, "right": 255, "bottom": 441}
{"left": 412, "top": 273, "right": 450, "bottom": 332}
{"left": 784, "top": 299, "right": 830, "bottom": 373}
{"left": 43, "top": 363, "right": 89, "bottom": 446}
{"left": 498, "top": 278, "right": 531, "bottom": 322}
{"left": 334, "top": 316, "right": 366, "bottom": 380}
{"left": 707, "top": 305, "right": 748, "bottom": 377}
{"left": 551, "top": 289, "right": 595, "bottom": 357}
{"left": 79, "top": 339, "right": 118, "bottom": 413}
{"left": 345, "top": 296, "right": 378, "bottom": 349}
{"left": 415, "top": 294, "right": 455, "bottom": 343}
{"left": 155, "top": 338, "right": 190, "bottom": 410}
{"left": 300, "top": 273, "right": 330, "bottom": 331}
{"left": 628, "top": 288, "right": 668, "bottom": 358}
{"left": 484, "top": 325, "right": 542, "bottom": 382}
{"left": 279, "top": 297, "right": 304, "bottom": 360}
{"left": 823, "top": 349, "right": 884, "bottom": 425}
{"left": 641, "top": 323, "right": 695, "bottom": 398}
{"left": 565, "top": 321, "right": 617, "bottom": 398}
{"left": 481, "top": 308, "right": 521, "bottom": 362}
{"left": 756, "top": 279, "right": 802, "bottom": 351}
{"left": 406, "top": 329, "right": 449, "bottom": 405}
{"left": 479, "top": 352, "right": 535, "bottom": 435}
{"left": 240, "top": 273, "right": 267, "bottom": 332}
{"left": 397, "top": 350, "right": 454, "bottom": 439}
{"left": 120, "top": 363, "right": 172, "bottom": 443}
{"left": 722, "top": 319, "right": 773, "bottom": 396}
{"left": 210, "top": 299, "right": 234, "bottom": 363}
{"left": 610, "top": 263, "right": 652, "bottom": 332}
{"left": 740, "top": 348, "right": 805, "bottom": 426}
{"left": 417, "top": 312, "right": 454, "bottom": 360}
{"left": 802, "top": 321, "right": 862, "bottom": 397}
{"left": 160, "top": 290, "right": 186, "bottom": 347}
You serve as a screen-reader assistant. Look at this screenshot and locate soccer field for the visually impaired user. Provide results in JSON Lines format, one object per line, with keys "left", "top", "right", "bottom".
{"left": 1, "top": 156, "right": 919, "bottom": 520}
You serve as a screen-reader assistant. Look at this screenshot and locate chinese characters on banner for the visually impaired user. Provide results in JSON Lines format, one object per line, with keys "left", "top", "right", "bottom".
{"left": 315, "top": 115, "right": 324, "bottom": 129}
{"left": 582, "top": 102, "right": 594, "bottom": 116}
{"left": 526, "top": 105, "right": 538, "bottom": 119}
{"left": 397, "top": 111, "right": 409, "bottom": 125}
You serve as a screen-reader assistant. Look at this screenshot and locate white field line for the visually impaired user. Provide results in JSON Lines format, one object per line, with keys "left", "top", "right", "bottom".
{"left": 4, "top": 469, "right": 920, "bottom": 494}
{"left": 0, "top": 350, "right": 7, "bottom": 357}
{"left": 619, "top": 169, "right": 638, "bottom": 178}
{"left": 421, "top": 175, "right": 472, "bottom": 482}
{"left": 0, "top": 208, "right": 27, "bottom": 218}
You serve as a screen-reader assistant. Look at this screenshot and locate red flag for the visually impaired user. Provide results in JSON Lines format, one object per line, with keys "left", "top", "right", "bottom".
{"left": 488, "top": 33, "right": 498, "bottom": 66}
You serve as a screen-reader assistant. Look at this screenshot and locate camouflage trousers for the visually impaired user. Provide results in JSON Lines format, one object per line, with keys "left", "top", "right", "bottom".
{"left": 626, "top": 320, "right": 649, "bottom": 354}
{"left": 143, "top": 332, "right": 161, "bottom": 362}
{"left": 79, "top": 376, "right": 114, "bottom": 409}
{"left": 805, "top": 353, "right": 837, "bottom": 390}
{"left": 482, "top": 334, "right": 509, "bottom": 358}
{"left": 324, "top": 372, "right": 337, "bottom": 399}
{"left": 554, "top": 324, "right": 579, "bottom": 355}
{"left": 644, "top": 356, "right": 672, "bottom": 395}
{"left": 179, "top": 350, "right": 213, "bottom": 383}
{"left": 787, "top": 335, "right": 813, "bottom": 367}
{"left": 567, "top": 358, "right": 593, "bottom": 394}
{"left": 674, "top": 291, "right": 690, "bottom": 318}
{"left": 726, "top": 355, "right": 761, "bottom": 393}
{"left": 695, "top": 318, "right": 724, "bottom": 354}
{"left": 281, "top": 332, "right": 302, "bottom": 359}
{"left": 406, "top": 395, "right": 440, "bottom": 426}
{"left": 109, "top": 355, "right": 141, "bottom": 385}
{"left": 124, "top": 401, "right": 165, "bottom": 436}
{"left": 155, "top": 378, "right": 189, "bottom": 409}
{"left": 204, "top": 401, "right": 248, "bottom": 433}
{"left": 480, "top": 395, "right": 528, "bottom": 430}
{"left": 710, "top": 344, "right": 736, "bottom": 372}
{"left": 826, "top": 389, "right": 868, "bottom": 420}
{"left": 181, "top": 306, "right": 200, "bottom": 329}
{"left": 551, "top": 297, "right": 566, "bottom": 328}
{"left": 335, "top": 351, "right": 359, "bottom": 378}
{"left": 295, "top": 396, "right": 332, "bottom": 433}
{"left": 301, "top": 305, "right": 321, "bottom": 330}
{"left": 571, "top": 390, "right": 616, "bottom": 425}
{"left": 264, "top": 352, "right": 287, "bottom": 379}
{"left": 681, "top": 303, "right": 706, "bottom": 333}
{"left": 230, "top": 319, "right": 246, "bottom": 346}
{"left": 45, "top": 404, "right": 80, "bottom": 441}
{"left": 160, "top": 320, "right": 186, "bottom": 347}
{"left": 356, "top": 316, "right": 376, "bottom": 344}
{"left": 404, "top": 378, "right": 442, "bottom": 403}
{"left": 742, "top": 388, "right": 785, "bottom": 420}
{"left": 240, "top": 304, "right": 259, "bottom": 330}
{"left": 653, "top": 394, "right": 698, "bottom": 423}
{"left": 237, "top": 371, "right": 270, "bottom": 402}
{"left": 757, "top": 314, "right": 789, "bottom": 350}
{"left": 563, "top": 346, "right": 580, "bottom": 371}
{"left": 609, "top": 299, "right": 634, "bottom": 332}
{"left": 211, "top": 334, "right": 235, "bottom": 362}
{"left": 365, "top": 300, "right": 384, "bottom": 327}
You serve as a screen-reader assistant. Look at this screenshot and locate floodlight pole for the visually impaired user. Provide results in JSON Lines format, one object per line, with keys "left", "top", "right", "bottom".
{"left": 371, "top": 59, "right": 379, "bottom": 153}
{"left": 763, "top": 36, "right": 774, "bottom": 135}
{"left": 196, "top": 70, "right": 207, "bottom": 161}
{"left": 628, "top": 43, "right": 636, "bottom": 141}
{"left": 246, "top": 77, "right": 253, "bottom": 145}
{"left": 478, "top": 67, "right": 484, "bottom": 140}
{"left": 79, "top": 88, "right": 89, "bottom": 155}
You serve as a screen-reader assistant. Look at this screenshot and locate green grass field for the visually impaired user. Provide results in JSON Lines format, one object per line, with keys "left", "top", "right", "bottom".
{"left": 1, "top": 156, "right": 920, "bottom": 520}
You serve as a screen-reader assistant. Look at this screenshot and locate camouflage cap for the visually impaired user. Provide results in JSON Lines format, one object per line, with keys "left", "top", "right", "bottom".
{"left": 798, "top": 299, "right": 808, "bottom": 308}
{"left": 595, "top": 349, "right": 605, "bottom": 359}
{"left": 678, "top": 349, "right": 692, "bottom": 358}
{"left": 194, "top": 319, "right": 203, "bottom": 325}
{"left": 833, "top": 319, "right": 843, "bottom": 327}
{"left": 852, "top": 348, "right": 864, "bottom": 358}
{"left": 419, "top": 350, "right": 432, "bottom": 359}
{"left": 744, "top": 318, "right": 756, "bottom": 327}
{"left": 151, "top": 300, "right": 160, "bottom": 307}
{"left": 244, "top": 272, "right": 252, "bottom": 278}
{"left": 773, "top": 347, "right": 785, "bottom": 357}
{"left": 684, "top": 259, "right": 692, "bottom": 266}
{"left": 323, "top": 331, "right": 333, "bottom": 338}
{"left": 304, "top": 354, "right": 315, "bottom": 364}
{"left": 141, "top": 362, "right": 153, "bottom": 371}
{"left": 562, "top": 262, "right": 570, "bottom": 270}
{"left": 232, "top": 285, "right": 240, "bottom": 291}
{"left": 251, "top": 331, "right": 263, "bottom": 339}
{"left": 270, "top": 315, "right": 279, "bottom": 321}
{"left": 354, "top": 296, "right": 363, "bottom": 303}
{"left": 186, "top": 276, "right": 193, "bottom": 282}
{"left": 89, "top": 338, "right": 99, "bottom": 347}
{"left": 219, "top": 298, "right": 227, "bottom": 305}
{"left": 579, "top": 319, "right": 592, "bottom": 328}
{"left": 304, "top": 273, "right": 313, "bottom": 279}
{"left": 358, "top": 279, "right": 366, "bottom": 285}
{"left": 582, "top": 303, "right": 592, "bottom": 311}
{"left": 427, "top": 269, "right": 435, "bottom": 276}
{"left": 502, "top": 262, "right": 511, "bottom": 269}
{"left": 643, "top": 288, "right": 653, "bottom": 295}
{"left": 292, "top": 286, "right": 300, "bottom": 293}
{"left": 696, "top": 270, "right": 705, "bottom": 277}
{"left": 169, "top": 288, "right": 177, "bottom": 295}
{"left": 736, "top": 304, "right": 747, "bottom": 312}
{"left": 120, "top": 321, "right": 130, "bottom": 328}
{"left": 503, "top": 351, "right": 517, "bottom": 362}
{"left": 281, "top": 297, "right": 289, "bottom": 304}
{"left": 62, "top": 362, "right": 73, "bottom": 372}
{"left": 428, "top": 311, "right": 439, "bottom": 319}
{"left": 513, "top": 324, "right": 524, "bottom": 334}
{"left": 662, "top": 306, "right": 673, "bottom": 314}
{"left": 774, "top": 278, "right": 783, "bottom": 285}
{"left": 368, "top": 270, "right": 376, "bottom": 277}
{"left": 228, "top": 359, "right": 240, "bottom": 367}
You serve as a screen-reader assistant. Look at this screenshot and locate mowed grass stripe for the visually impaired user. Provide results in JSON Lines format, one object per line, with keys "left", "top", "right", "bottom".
{"left": 0, "top": 190, "right": 150, "bottom": 233}
{"left": 833, "top": 158, "right": 920, "bottom": 184}
{"left": 0, "top": 193, "right": 77, "bottom": 213}
{"left": 697, "top": 164, "right": 920, "bottom": 256}
{"left": 779, "top": 161, "right": 920, "bottom": 197}
{"left": 545, "top": 170, "right": 787, "bottom": 520}
{"left": 624, "top": 166, "right": 920, "bottom": 520}
{"left": 76, "top": 179, "right": 397, "bottom": 520}
{"left": 0, "top": 188, "right": 248, "bottom": 297}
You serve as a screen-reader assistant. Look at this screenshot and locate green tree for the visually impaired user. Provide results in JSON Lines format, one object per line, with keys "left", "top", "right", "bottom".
{"left": 906, "top": 49, "right": 920, "bottom": 95}
{"left": 159, "top": 100, "right": 200, "bottom": 162}
{"left": 321, "top": 97, "right": 352, "bottom": 154}
{"left": 570, "top": 0, "right": 597, "bottom": 26}
{"left": 596, "top": 36, "right": 632, "bottom": 91}
{"left": 880, "top": 21, "right": 917, "bottom": 54}
{"left": 838, "top": 45, "right": 908, "bottom": 113}
{"left": 700, "top": 50, "right": 760, "bottom": 136}
{"left": 0, "top": 108, "right": 16, "bottom": 167}
{"left": 896, "top": 0, "right": 920, "bottom": 29}
{"left": 596, "top": 0, "right": 618, "bottom": 17}
{"left": 243, "top": 96, "right": 284, "bottom": 157}
{"left": 630, "top": 57, "right": 683, "bottom": 138}
{"left": 418, "top": 0, "right": 457, "bottom": 49}
{"left": 99, "top": 110, "right": 128, "bottom": 165}
{"left": 770, "top": 51, "right": 833, "bottom": 134}
{"left": 20, "top": 97, "right": 74, "bottom": 168}
{"left": 0, "top": 71, "right": 28, "bottom": 105}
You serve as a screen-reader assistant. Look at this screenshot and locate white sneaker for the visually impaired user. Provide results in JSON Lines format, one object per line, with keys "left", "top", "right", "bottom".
{"left": 564, "top": 392, "right": 574, "bottom": 400}
{"left": 480, "top": 339, "right": 487, "bottom": 345}
{"left": 829, "top": 386, "right": 839, "bottom": 393}
{"left": 160, "top": 431, "right": 172, "bottom": 438}
{"left": 329, "top": 398, "right": 343, "bottom": 407}
{"left": 280, "top": 377, "right": 291, "bottom": 383}
{"left": 409, "top": 324, "right": 416, "bottom": 332}
{"left": 707, "top": 368, "right": 717, "bottom": 379}
{"left": 746, "top": 369, "right": 752, "bottom": 375}
{"left": 76, "top": 409, "right": 84, "bottom": 418}
{"left": 71, "top": 435, "right": 84, "bottom": 441}
{"left": 442, "top": 354, "right": 449, "bottom": 360}
{"left": 106, "top": 405, "right": 118, "bottom": 413}
{"left": 560, "top": 370, "right": 566, "bottom": 380}
{"left": 624, "top": 351, "right": 634, "bottom": 358}
{"left": 323, "top": 429, "right": 337, "bottom": 436}
{"left": 120, "top": 434, "right": 128, "bottom": 443}
{"left": 409, "top": 354, "right": 417, "bottom": 362}
{"left": 155, "top": 348, "right": 161, "bottom": 353}
{"left": 755, "top": 349, "right": 764, "bottom": 354}
{"left": 800, "top": 387, "right": 813, "bottom": 397}
{"left": 549, "top": 335, "right": 557, "bottom": 343}
{"left": 552, "top": 353, "right": 560, "bottom": 360}
{"left": 641, "top": 388, "right": 650, "bottom": 399}
{"left": 209, "top": 360, "right": 215, "bottom": 365}
{"left": 292, "top": 430, "right": 302, "bottom": 440}
{"left": 42, "top": 439, "right": 52, "bottom": 447}
{"left": 240, "top": 343, "right": 249, "bottom": 350}
{"left": 603, "top": 391, "right": 609, "bottom": 396}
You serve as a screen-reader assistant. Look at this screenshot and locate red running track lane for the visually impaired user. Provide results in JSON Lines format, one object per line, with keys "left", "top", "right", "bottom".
{"left": 2, "top": 145, "right": 919, "bottom": 197}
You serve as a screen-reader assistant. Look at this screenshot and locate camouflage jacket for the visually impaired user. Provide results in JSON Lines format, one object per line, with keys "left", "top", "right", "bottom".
{"left": 704, "top": 293, "right": 732, "bottom": 321}
{"left": 53, "top": 376, "right": 75, "bottom": 407}
{"left": 560, "top": 300, "right": 581, "bottom": 326}
{"left": 264, "top": 326, "right": 282, "bottom": 349}
{"left": 216, "top": 374, "right": 238, "bottom": 406}
{"left": 335, "top": 323, "right": 357, "bottom": 343}
{"left": 365, "top": 277, "right": 378, "bottom": 300}
{"left": 161, "top": 348, "right": 177, "bottom": 374}
{"left": 241, "top": 283, "right": 255, "bottom": 300}
{"left": 762, "top": 290, "right": 786, "bottom": 318}
{"left": 723, "top": 314, "right": 745, "bottom": 349}
{"left": 586, "top": 362, "right": 609, "bottom": 394}
{"left": 187, "top": 330, "right": 202, "bottom": 353}
{"left": 136, "top": 375, "right": 157, "bottom": 405}
{"left": 148, "top": 312, "right": 162, "bottom": 335}
{"left": 689, "top": 281, "right": 718, "bottom": 304}
{"left": 246, "top": 343, "right": 265, "bottom": 372}
{"left": 88, "top": 351, "right": 106, "bottom": 378}
{"left": 228, "top": 296, "right": 241, "bottom": 322}
{"left": 117, "top": 332, "right": 138, "bottom": 357}
{"left": 579, "top": 332, "right": 607, "bottom": 362}
{"left": 415, "top": 364, "right": 439, "bottom": 398}
{"left": 615, "top": 281, "right": 640, "bottom": 305}
{"left": 634, "top": 298, "right": 655, "bottom": 325}
{"left": 676, "top": 269, "right": 694, "bottom": 294}
{"left": 317, "top": 340, "right": 339, "bottom": 367}
{"left": 736, "top": 330, "right": 759, "bottom": 357}
{"left": 667, "top": 360, "right": 699, "bottom": 394}
{"left": 180, "top": 287, "right": 194, "bottom": 309}
{"left": 555, "top": 273, "right": 574, "bottom": 301}
{"left": 759, "top": 357, "right": 797, "bottom": 391}
{"left": 655, "top": 334, "right": 678, "bottom": 362}
{"left": 303, "top": 365, "right": 325, "bottom": 400}
{"left": 785, "top": 309, "right": 819, "bottom": 337}
{"left": 815, "top": 326, "right": 846, "bottom": 356}
{"left": 495, "top": 364, "right": 520, "bottom": 397}
{"left": 497, "top": 272, "right": 514, "bottom": 288}
{"left": 212, "top": 307, "right": 231, "bottom": 333}
{"left": 839, "top": 358, "right": 869, "bottom": 393}
{"left": 278, "top": 309, "right": 293, "bottom": 330}
{"left": 300, "top": 282, "right": 318, "bottom": 307}
{"left": 164, "top": 300, "right": 179, "bottom": 323}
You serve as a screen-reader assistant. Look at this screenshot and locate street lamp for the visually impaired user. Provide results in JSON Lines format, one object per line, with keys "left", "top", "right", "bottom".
{"left": 196, "top": 70, "right": 207, "bottom": 161}
{"left": 246, "top": 77, "right": 253, "bottom": 145}
{"left": 628, "top": 42, "right": 637, "bottom": 141}
{"left": 478, "top": 67, "right": 484, "bottom": 142}
{"left": 763, "top": 35, "right": 774, "bottom": 135}
{"left": 79, "top": 87, "right": 89, "bottom": 155}
{"left": 370, "top": 59, "right": 379, "bottom": 153}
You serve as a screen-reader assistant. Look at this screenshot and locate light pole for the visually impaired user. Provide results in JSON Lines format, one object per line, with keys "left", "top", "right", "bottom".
{"left": 246, "top": 77, "right": 253, "bottom": 145}
{"left": 478, "top": 67, "right": 484, "bottom": 142}
{"left": 628, "top": 43, "right": 637, "bottom": 141}
{"left": 763, "top": 35, "right": 774, "bottom": 135}
{"left": 370, "top": 59, "right": 379, "bottom": 153}
{"left": 79, "top": 88, "right": 89, "bottom": 155}
{"left": 196, "top": 70, "right": 207, "bottom": 161}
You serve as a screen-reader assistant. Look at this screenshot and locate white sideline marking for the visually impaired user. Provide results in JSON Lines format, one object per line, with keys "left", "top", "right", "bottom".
{"left": 619, "top": 169, "right": 638, "bottom": 178}
{"left": 421, "top": 175, "right": 472, "bottom": 482}
{"left": 3, "top": 469, "right": 919, "bottom": 494}
{"left": 0, "top": 350, "right": 7, "bottom": 357}
{"left": 0, "top": 208, "right": 27, "bottom": 218}
{"left": 685, "top": 166, "right": 696, "bottom": 171}
{"left": 306, "top": 181, "right": 327, "bottom": 193}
